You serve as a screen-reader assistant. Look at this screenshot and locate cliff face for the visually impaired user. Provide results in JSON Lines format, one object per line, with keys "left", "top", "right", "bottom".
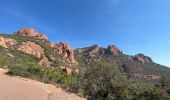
{"left": 49, "top": 42, "right": 76, "bottom": 64}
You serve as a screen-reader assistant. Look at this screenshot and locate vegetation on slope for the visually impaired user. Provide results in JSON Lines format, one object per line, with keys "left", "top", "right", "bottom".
{"left": 0, "top": 33, "right": 170, "bottom": 99}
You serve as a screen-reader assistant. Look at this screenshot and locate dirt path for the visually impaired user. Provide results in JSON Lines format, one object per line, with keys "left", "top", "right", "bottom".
{"left": 0, "top": 68, "right": 85, "bottom": 100}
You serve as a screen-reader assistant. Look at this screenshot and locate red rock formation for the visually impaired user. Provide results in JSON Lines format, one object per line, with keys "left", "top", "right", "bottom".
{"left": 75, "top": 44, "right": 121, "bottom": 57}
{"left": 14, "top": 28, "right": 48, "bottom": 40}
{"left": 88, "top": 45, "right": 100, "bottom": 57}
{"left": 49, "top": 42, "right": 57, "bottom": 48}
{"left": 59, "top": 43, "right": 76, "bottom": 64}
{"left": 49, "top": 42, "right": 76, "bottom": 64}
{"left": 36, "top": 33, "right": 48, "bottom": 40}
{"left": 0, "top": 36, "right": 16, "bottom": 48}
{"left": 17, "top": 41, "right": 44, "bottom": 58}
{"left": 14, "top": 28, "right": 37, "bottom": 36}
{"left": 107, "top": 45, "right": 121, "bottom": 55}
{"left": 133, "top": 54, "right": 153, "bottom": 63}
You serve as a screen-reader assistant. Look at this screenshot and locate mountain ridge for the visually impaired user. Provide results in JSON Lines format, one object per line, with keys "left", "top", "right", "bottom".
{"left": 1, "top": 28, "right": 170, "bottom": 99}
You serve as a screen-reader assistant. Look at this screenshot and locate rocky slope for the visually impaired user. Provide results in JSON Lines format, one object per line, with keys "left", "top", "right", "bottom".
{"left": 75, "top": 44, "right": 170, "bottom": 85}
{"left": 0, "top": 28, "right": 170, "bottom": 86}
{"left": 0, "top": 28, "right": 77, "bottom": 74}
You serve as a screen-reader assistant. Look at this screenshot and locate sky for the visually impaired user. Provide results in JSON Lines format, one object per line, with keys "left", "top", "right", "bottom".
{"left": 0, "top": 0, "right": 170, "bottom": 67}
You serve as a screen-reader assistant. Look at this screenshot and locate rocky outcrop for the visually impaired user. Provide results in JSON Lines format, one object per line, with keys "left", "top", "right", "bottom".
{"left": 132, "top": 53, "right": 153, "bottom": 63}
{"left": 0, "top": 36, "right": 16, "bottom": 48}
{"left": 17, "top": 41, "right": 44, "bottom": 58}
{"left": 75, "top": 45, "right": 104, "bottom": 58}
{"left": 88, "top": 45, "right": 100, "bottom": 57}
{"left": 75, "top": 44, "right": 122, "bottom": 57}
{"left": 17, "top": 41, "right": 52, "bottom": 66}
{"left": 14, "top": 28, "right": 48, "bottom": 40}
{"left": 49, "top": 42, "right": 57, "bottom": 48}
{"left": 36, "top": 33, "right": 48, "bottom": 40}
{"left": 49, "top": 42, "right": 76, "bottom": 64}
{"left": 106, "top": 45, "right": 121, "bottom": 55}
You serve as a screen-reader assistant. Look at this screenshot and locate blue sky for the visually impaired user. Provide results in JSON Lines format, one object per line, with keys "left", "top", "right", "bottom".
{"left": 0, "top": 0, "right": 170, "bottom": 67}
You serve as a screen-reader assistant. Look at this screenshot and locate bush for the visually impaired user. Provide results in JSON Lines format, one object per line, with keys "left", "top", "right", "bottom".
{"left": 70, "top": 61, "right": 167, "bottom": 100}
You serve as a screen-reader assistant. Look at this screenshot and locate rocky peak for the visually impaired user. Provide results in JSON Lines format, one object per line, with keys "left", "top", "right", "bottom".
{"left": 14, "top": 28, "right": 48, "bottom": 40}
{"left": 106, "top": 45, "right": 121, "bottom": 55}
{"left": 132, "top": 53, "right": 153, "bottom": 63}
{"left": 49, "top": 42, "right": 76, "bottom": 64}
{"left": 36, "top": 33, "right": 48, "bottom": 40}
{"left": 58, "top": 42, "right": 76, "bottom": 64}
{"left": 88, "top": 44, "right": 100, "bottom": 54}
{"left": 14, "top": 28, "right": 37, "bottom": 36}
{"left": 75, "top": 44, "right": 122, "bottom": 57}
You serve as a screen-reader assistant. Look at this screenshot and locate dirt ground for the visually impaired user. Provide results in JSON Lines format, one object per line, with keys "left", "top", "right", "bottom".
{"left": 0, "top": 68, "right": 85, "bottom": 100}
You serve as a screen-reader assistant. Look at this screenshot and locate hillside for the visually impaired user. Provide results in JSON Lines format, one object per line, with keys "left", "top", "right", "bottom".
{"left": 0, "top": 28, "right": 170, "bottom": 99}
{"left": 75, "top": 44, "right": 170, "bottom": 85}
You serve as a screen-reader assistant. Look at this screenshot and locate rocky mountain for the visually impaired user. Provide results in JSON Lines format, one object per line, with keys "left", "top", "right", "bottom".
{"left": 0, "top": 28, "right": 170, "bottom": 83}
{"left": 75, "top": 44, "right": 170, "bottom": 85}
{"left": 0, "top": 28, "right": 170, "bottom": 99}
{"left": 0, "top": 28, "right": 77, "bottom": 75}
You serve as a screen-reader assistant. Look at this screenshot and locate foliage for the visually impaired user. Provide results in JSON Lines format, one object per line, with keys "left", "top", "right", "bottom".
{"left": 70, "top": 61, "right": 168, "bottom": 100}
{"left": 0, "top": 34, "right": 170, "bottom": 99}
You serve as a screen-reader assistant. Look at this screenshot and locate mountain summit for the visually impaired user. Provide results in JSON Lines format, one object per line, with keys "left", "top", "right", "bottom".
{"left": 14, "top": 28, "right": 48, "bottom": 40}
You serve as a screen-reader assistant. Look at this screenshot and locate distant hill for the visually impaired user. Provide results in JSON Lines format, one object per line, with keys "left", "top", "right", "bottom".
{"left": 75, "top": 44, "right": 170, "bottom": 85}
